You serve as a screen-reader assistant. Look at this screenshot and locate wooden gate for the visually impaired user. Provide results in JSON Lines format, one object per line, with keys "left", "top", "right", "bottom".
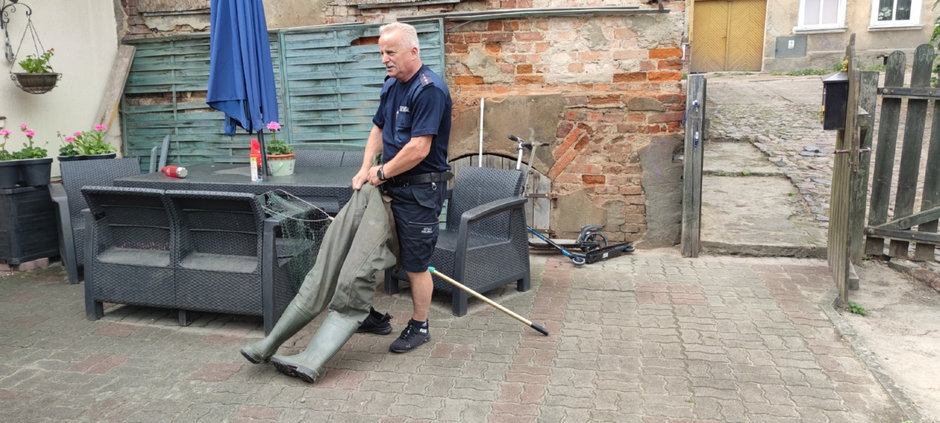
{"left": 690, "top": 0, "right": 766, "bottom": 72}
{"left": 864, "top": 44, "right": 940, "bottom": 262}
{"left": 827, "top": 35, "right": 877, "bottom": 306}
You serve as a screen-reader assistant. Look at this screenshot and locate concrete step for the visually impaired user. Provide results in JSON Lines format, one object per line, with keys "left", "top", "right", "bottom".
{"left": 701, "top": 173, "right": 826, "bottom": 258}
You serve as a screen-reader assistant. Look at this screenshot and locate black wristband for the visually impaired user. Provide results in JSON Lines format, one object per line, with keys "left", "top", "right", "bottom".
{"left": 377, "top": 166, "right": 387, "bottom": 181}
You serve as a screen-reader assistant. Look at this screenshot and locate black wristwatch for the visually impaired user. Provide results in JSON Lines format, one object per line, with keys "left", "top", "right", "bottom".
{"left": 377, "top": 166, "right": 387, "bottom": 181}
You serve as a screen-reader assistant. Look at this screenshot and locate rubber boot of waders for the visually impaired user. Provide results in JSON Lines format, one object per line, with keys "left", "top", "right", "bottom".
{"left": 240, "top": 302, "right": 314, "bottom": 364}
{"left": 269, "top": 312, "right": 358, "bottom": 383}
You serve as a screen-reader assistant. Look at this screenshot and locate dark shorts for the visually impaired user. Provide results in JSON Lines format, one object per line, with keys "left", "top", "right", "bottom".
{"left": 386, "top": 181, "right": 446, "bottom": 273}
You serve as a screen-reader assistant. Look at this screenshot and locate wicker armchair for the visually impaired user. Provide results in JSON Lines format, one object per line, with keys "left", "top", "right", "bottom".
{"left": 340, "top": 151, "right": 364, "bottom": 167}
{"left": 53, "top": 158, "right": 142, "bottom": 284}
{"left": 384, "top": 167, "right": 530, "bottom": 316}
{"left": 165, "top": 190, "right": 317, "bottom": 333}
{"left": 81, "top": 186, "right": 174, "bottom": 320}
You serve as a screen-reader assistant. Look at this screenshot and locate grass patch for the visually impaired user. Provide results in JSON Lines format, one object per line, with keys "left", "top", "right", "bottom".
{"left": 785, "top": 68, "right": 831, "bottom": 76}
{"left": 846, "top": 301, "right": 868, "bottom": 316}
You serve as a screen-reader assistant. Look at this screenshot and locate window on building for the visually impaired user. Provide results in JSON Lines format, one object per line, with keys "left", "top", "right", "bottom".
{"left": 870, "top": 0, "right": 922, "bottom": 27}
{"left": 796, "top": 0, "right": 846, "bottom": 31}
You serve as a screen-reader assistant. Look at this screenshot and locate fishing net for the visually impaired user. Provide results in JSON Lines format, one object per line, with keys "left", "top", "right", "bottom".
{"left": 261, "top": 190, "right": 331, "bottom": 291}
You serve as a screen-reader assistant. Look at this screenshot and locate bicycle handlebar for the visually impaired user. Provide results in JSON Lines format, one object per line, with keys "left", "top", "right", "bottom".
{"left": 507, "top": 134, "right": 549, "bottom": 148}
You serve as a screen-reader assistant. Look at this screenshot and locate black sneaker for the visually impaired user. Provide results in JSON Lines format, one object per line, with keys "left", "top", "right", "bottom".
{"left": 357, "top": 310, "right": 392, "bottom": 335}
{"left": 389, "top": 320, "right": 430, "bottom": 353}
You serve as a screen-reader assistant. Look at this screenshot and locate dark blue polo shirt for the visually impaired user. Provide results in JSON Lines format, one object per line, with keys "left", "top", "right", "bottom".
{"left": 372, "top": 65, "right": 451, "bottom": 177}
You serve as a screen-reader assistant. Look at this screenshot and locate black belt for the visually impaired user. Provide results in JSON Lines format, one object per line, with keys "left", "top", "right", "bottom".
{"left": 386, "top": 171, "right": 453, "bottom": 187}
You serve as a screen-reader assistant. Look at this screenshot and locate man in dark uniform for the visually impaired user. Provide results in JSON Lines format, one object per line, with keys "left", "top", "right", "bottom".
{"left": 351, "top": 21, "right": 452, "bottom": 353}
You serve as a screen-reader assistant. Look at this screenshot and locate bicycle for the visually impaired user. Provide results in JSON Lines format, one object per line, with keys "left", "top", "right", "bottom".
{"left": 508, "top": 134, "right": 634, "bottom": 265}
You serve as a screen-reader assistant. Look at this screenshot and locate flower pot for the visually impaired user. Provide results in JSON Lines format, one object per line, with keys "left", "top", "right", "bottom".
{"left": 11, "top": 72, "right": 61, "bottom": 94}
{"left": 0, "top": 161, "right": 19, "bottom": 189}
{"left": 17, "top": 158, "right": 53, "bottom": 187}
{"left": 57, "top": 152, "right": 117, "bottom": 162}
{"left": 267, "top": 153, "right": 295, "bottom": 176}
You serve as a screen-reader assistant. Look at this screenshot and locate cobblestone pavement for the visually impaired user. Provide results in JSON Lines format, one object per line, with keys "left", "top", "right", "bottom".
{"left": 705, "top": 74, "right": 836, "bottom": 226}
{"left": 0, "top": 252, "right": 907, "bottom": 422}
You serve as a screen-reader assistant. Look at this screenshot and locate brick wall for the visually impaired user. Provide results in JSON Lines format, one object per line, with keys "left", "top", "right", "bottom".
{"left": 337, "top": 4, "right": 687, "bottom": 242}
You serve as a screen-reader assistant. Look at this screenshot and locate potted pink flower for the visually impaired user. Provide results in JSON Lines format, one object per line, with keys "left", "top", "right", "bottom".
{"left": 57, "top": 125, "right": 117, "bottom": 161}
{"left": 264, "top": 121, "right": 295, "bottom": 176}
{"left": 0, "top": 124, "right": 53, "bottom": 187}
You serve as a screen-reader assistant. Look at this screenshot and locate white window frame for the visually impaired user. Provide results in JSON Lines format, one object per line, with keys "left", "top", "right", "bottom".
{"left": 794, "top": 0, "right": 847, "bottom": 32}
{"left": 869, "top": 0, "right": 922, "bottom": 28}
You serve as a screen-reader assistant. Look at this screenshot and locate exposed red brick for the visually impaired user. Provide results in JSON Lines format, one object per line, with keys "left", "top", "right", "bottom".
{"left": 627, "top": 113, "right": 646, "bottom": 123}
{"left": 515, "top": 75, "right": 544, "bottom": 84}
{"left": 515, "top": 64, "right": 533, "bottom": 74}
{"left": 613, "top": 72, "right": 647, "bottom": 82}
{"left": 487, "top": 21, "right": 502, "bottom": 31}
{"left": 582, "top": 175, "right": 606, "bottom": 185}
{"left": 534, "top": 42, "right": 550, "bottom": 53}
{"left": 579, "top": 51, "right": 604, "bottom": 61}
{"left": 485, "top": 42, "right": 501, "bottom": 55}
{"left": 588, "top": 94, "right": 621, "bottom": 106}
{"left": 515, "top": 31, "right": 544, "bottom": 41}
{"left": 649, "top": 111, "right": 684, "bottom": 124}
{"left": 554, "top": 125, "right": 584, "bottom": 159}
{"left": 649, "top": 71, "right": 682, "bottom": 81}
{"left": 445, "top": 44, "right": 467, "bottom": 54}
{"left": 453, "top": 75, "right": 484, "bottom": 85}
{"left": 650, "top": 47, "right": 683, "bottom": 59}
{"left": 620, "top": 185, "right": 643, "bottom": 195}
{"left": 658, "top": 59, "right": 683, "bottom": 70}
{"left": 548, "top": 149, "right": 577, "bottom": 179}
{"left": 555, "top": 121, "right": 574, "bottom": 139}
{"left": 482, "top": 32, "right": 512, "bottom": 43}
{"left": 565, "top": 96, "right": 588, "bottom": 107}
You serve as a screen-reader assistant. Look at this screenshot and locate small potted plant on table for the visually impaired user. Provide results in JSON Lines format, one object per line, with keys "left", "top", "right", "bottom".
{"left": 264, "top": 121, "right": 295, "bottom": 176}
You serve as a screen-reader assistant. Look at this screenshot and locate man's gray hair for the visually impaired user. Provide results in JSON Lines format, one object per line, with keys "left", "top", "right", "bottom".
{"left": 379, "top": 22, "right": 420, "bottom": 50}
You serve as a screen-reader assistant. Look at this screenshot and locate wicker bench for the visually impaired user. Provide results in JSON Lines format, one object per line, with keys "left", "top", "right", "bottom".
{"left": 82, "top": 187, "right": 321, "bottom": 334}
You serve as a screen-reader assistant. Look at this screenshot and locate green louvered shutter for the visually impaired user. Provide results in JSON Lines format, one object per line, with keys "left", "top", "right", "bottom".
{"left": 121, "top": 20, "right": 444, "bottom": 169}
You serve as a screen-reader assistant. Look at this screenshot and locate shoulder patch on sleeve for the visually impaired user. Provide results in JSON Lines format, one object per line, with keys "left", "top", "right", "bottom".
{"left": 419, "top": 71, "right": 434, "bottom": 87}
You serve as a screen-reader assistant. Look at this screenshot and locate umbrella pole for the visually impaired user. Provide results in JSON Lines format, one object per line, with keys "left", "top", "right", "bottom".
{"left": 257, "top": 130, "right": 271, "bottom": 177}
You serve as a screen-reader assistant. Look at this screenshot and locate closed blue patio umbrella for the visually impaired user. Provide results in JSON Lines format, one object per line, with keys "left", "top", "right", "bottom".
{"left": 206, "top": 0, "right": 278, "bottom": 175}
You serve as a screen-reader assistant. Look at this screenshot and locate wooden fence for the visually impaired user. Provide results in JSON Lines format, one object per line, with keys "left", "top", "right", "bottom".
{"left": 864, "top": 43, "right": 940, "bottom": 262}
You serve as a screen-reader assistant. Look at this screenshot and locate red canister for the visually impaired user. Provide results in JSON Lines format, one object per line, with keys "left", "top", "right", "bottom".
{"left": 160, "top": 165, "right": 188, "bottom": 178}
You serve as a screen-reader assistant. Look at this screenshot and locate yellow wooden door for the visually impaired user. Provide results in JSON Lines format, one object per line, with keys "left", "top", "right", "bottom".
{"left": 691, "top": 0, "right": 767, "bottom": 72}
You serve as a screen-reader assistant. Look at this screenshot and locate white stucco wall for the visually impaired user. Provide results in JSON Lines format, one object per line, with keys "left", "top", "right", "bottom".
{"left": 1, "top": 0, "right": 119, "bottom": 176}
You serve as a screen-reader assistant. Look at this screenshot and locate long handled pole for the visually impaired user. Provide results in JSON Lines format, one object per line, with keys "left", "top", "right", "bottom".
{"left": 428, "top": 267, "right": 549, "bottom": 336}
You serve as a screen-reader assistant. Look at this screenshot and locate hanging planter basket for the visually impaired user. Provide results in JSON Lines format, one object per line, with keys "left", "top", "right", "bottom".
{"left": 11, "top": 72, "right": 60, "bottom": 94}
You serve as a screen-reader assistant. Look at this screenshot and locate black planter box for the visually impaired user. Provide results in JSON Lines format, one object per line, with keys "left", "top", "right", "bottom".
{"left": 0, "top": 186, "right": 59, "bottom": 265}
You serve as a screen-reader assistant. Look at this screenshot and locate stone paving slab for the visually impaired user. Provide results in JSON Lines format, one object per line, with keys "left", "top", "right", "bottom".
{"left": 0, "top": 252, "right": 908, "bottom": 422}
{"left": 702, "top": 175, "right": 826, "bottom": 258}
